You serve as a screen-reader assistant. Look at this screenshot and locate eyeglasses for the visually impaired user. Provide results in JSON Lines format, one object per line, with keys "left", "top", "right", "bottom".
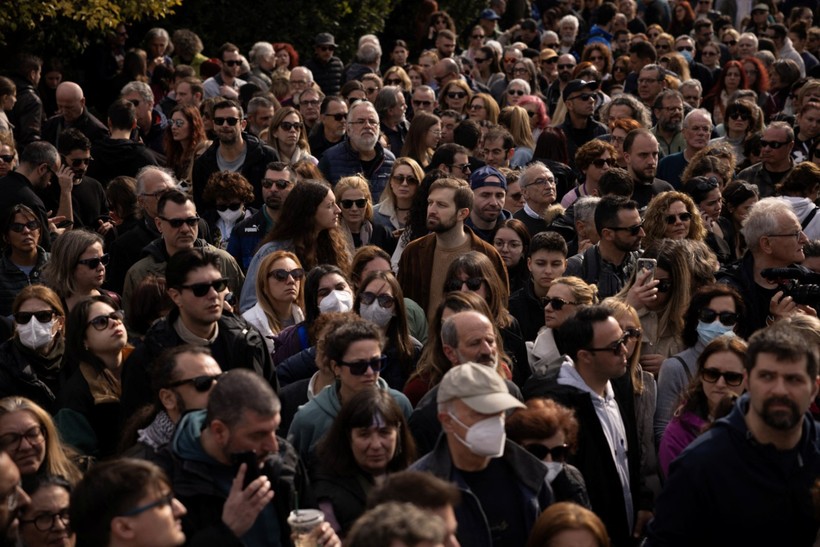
{"left": 524, "top": 443, "right": 569, "bottom": 462}
{"left": 87, "top": 309, "right": 125, "bottom": 330}
{"left": 341, "top": 198, "right": 367, "bottom": 209}
{"left": 468, "top": 103, "right": 485, "bottom": 111}
{"left": 494, "top": 239, "right": 523, "bottom": 250}
{"left": 159, "top": 216, "right": 200, "bottom": 228}
{"left": 392, "top": 174, "right": 419, "bottom": 185}
{"left": 447, "top": 91, "right": 468, "bottom": 99}
{"left": 701, "top": 367, "right": 744, "bottom": 386}
{"left": 591, "top": 158, "right": 615, "bottom": 168}
{"left": 0, "top": 155, "right": 13, "bottom": 163}
{"left": 9, "top": 220, "right": 40, "bottom": 232}
{"left": 216, "top": 202, "right": 242, "bottom": 212}
{"left": 638, "top": 78, "right": 662, "bottom": 85}
{"left": 14, "top": 310, "right": 55, "bottom": 324}
{"left": 280, "top": 121, "right": 303, "bottom": 132}
{"left": 300, "top": 99, "right": 321, "bottom": 107}
{"left": 508, "top": 89, "right": 526, "bottom": 96}
{"left": 77, "top": 254, "right": 110, "bottom": 269}
{"left": 360, "top": 291, "right": 396, "bottom": 308}
{"left": 178, "top": 278, "right": 229, "bottom": 297}
{"left": 513, "top": 67, "right": 530, "bottom": 74}
{"left": 267, "top": 268, "right": 305, "bottom": 281}
{"left": 168, "top": 373, "right": 226, "bottom": 392}
{"left": 213, "top": 117, "right": 240, "bottom": 126}
{"left": 525, "top": 177, "right": 556, "bottom": 188}
{"left": 338, "top": 355, "right": 387, "bottom": 375}
{"left": 385, "top": 79, "right": 403, "bottom": 86}
{"left": 728, "top": 111, "right": 750, "bottom": 121}
{"left": 760, "top": 140, "right": 792, "bottom": 149}
{"left": 447, "top": 163, "right": 471, "bottom": 174}
{"left": 445, "top": 277, "right": 484, "bottom": 292}
{"left": 170, "top": 119, "right": 186, "bottom": 128}
{"left": 606, "top": 221, "right": 644, "bottom": 235}
{"left": 0, "top": 426, "right": 44, "bottom": 450}
{"left": 568, "top": 93, "right": 594, "bottom": 101}
{"left": 723, "top": 40, "right": 737, "bottom": 46}
{"left": 586, "top": 333, "right": 630, "bottom": 355}
{"left": 262, "top": 178, "right": 291, "bottom": 190}
{"left": 503, "top": 57, "right": 518, "bottom": 64}
{"left": 656, "top": 278, "right": 673, "bottom": 293}
{"left": 20, "top": 508, "right": 70, "bottom": 532}
{"left": 698, "top": 308, "right": 739, "bottom": 326}
{"left": 475, "top": 57, "right": 489, "bottom": 64}
{"left": 558, "top": 63, "right": 576, "bottom": 70}
{"left": 68, "top": 157, "right": 93, "bottom": 167}
{"left": 542, "top": 296, "right": 579, "bottom": 310}
{"left": 350, "top": 119, "right": 379, "bottom": 127}
{"left": 120, "top": 493, "right": 176, "bottom": 517}
{"left": 613, "top": 66, "right": 628, "bottom": 73}
{"left": 676, "top": 46, "right": 694, "bottom": 52}
{"left": 412, "top": 100, "right": 433, "bottom": 108}
{"left": 364, "top": 87, "right": 379, "bottom": 94}
{"left": 765, "top": 231, "right": 804, "bottom": 241}
{"left": 471, "top": 34, "right": 485, "bottom": 39}
{"left": 324, "top": 112, "right": 347, "bottom": 122}
{"left": 224, "top": 60, "right": 242, "bottom": 67}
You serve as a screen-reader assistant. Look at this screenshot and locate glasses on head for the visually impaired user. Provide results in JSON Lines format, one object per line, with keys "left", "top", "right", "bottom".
{"left": 569, "top": 93, "right": 595, "bottom": 102}
{"left": 69, "top": 157, "right": 93, "bottom": 167}
{"left": 524, "top": 443, "right": 569, "bottom": 462}
{"left": 267, "top": 268, "right": 305, "bottom": 282}
{"left": 445, "top": 277, "right": 484, "bottom": 292}
{"left": 448, "top": 163, "right": 471, "bottom": 174}
{"left": 341, "top": 198, "right": 367, "bottom": 209}
{"left": 350, "top": 119, "right": 379, "bottom": 128}
{"left": 216, "top": 202, "right": 242, "bottom": 212}
{"left": 213, "top": 116, "right": 240, "bottom": 126}
{"left": 656, "top": 278, "right": 673, "bottom": 293}
{"left": 77, "top": 253, "right": 110, "bottom": 269}
{"left": 9, "top": 220, "right": 40, "bottom": 233}
{"left": 591, "top": 158, "right": 615, "bottom": 168}
{"left": 262, "top": 178, "right": 291, "bottom": 190}
{"left": 665, "top": 212, "right": 693, "bottom": 224}
{"left": 224, "top": 60, "right": 242, "bottom": 67}
{"left": 324, "top": 112, "right": 347, "bottom": 122}
{"left": 525, "top": 177, "right": 556, "bottom": 188}
{"left": 760, "top": 139, "right": 791, "bottom": 149}
{"left": 87, "top": 310, "right": 125, "bottom": 331}
{"left": 542, "top": 296, "right": 579, "bottom": 310}
{"left": 20, "top": 508, "right": 70, "bottom": 532}
{"left": 360, "top": 291, "right": 396, "bottom": 308}
{"left": 606, "top": 221, "right": 644, "bottom": 235}
{"left": 698, "top": 308, "right": 739, "bottom": 326}
{"left": 160, "top": 216, "right": 200, "bottom": 228}
{"left": 586, "top": 333, "right": 630, "bottom": 355}
{"left": 14, "top": 310, "right": 55, "bottom": 324}
{"left": 280, "top": 121, "right": 303, "bottom": 132}
{"left": 178, "top": 278, "right": 229, "bottom": 297}
{"left": 338, "top": 355, "right": 387, "bottom": 375}
{"left": 168, "top": 373, "right": 226, "bottom": 392}
{"left": 120, "top": 493, "right": 176, "bottom": 517}
{"left": 0, "top": 155, "right": 13, "bottom": 164}
{"left": 392, "top": 174, "right": 419, "bottom": 185}
{"left": 765, "top": 230, "right": 804, "bottom": 241}
{"left": 0, "top": 426, "right": 44, "bottom": 451}
{"left": 701, "top": 366, "right": 744, "bottom": 386}
{"left": 447, "top": 91, "right": 468, "bottom": 99}
{"left": 508, "top": 89, "right": 526, "bottom": 96}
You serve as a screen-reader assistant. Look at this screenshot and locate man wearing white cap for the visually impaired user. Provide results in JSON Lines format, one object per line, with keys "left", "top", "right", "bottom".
{"left": 412, "top": 362, "right": 553, "bottom": 547}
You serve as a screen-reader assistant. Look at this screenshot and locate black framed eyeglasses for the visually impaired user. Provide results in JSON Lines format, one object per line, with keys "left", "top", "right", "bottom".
{"left": 701, "top": 367, "right": 744, "bottom": 386}
{"left": 606, "top": 221, "right": 644, "bottom": 235}
{"left": 77, "top": 254, "right": 110, "bottom": 269}
{"left": 585, "top": 334, "right": 630, "bottom": 355}
{"left": 178, "top": 278, "right": 229, "bottom": 297}
{"left": 216, "top": 202, "right": 243, "bottom": 212}
{"left": 20, "top": 508, "right": 70, "bottom": 532}
{"left": 765, "top": 231, "right": 803, "bottom": 242}
{"left": 267, "top": 268, "right": 305, "bottom": 282}
{"left": 87, "top": 310, "right": 125, "bottom": 330}
{"left": 9, "top": 220, "right": 40, "bottom": 233}
{"left": 262, "top": 178, "right": 291, "bottom": 190}
{"left": 445, "top": 277, "right": 484, "bottom": 292}
{"left": 338, "top": 355, "right": 387, "bottom": 375}
{"left": 341, "top": 198, "right": 367, "bottom": 209}
{"left": 119, "top": 492, "right": 175, "bottom": 517}
{"left": 542, "top": 296, "right": 579, "bottom": 310}
{"left": 524, "top": 443, "right": 569, "bottom": 462}
{"left": 360, "top": 291, "right": 396, "bottom": 308}
{"left": 14, "top": 310, "right": 55, "bottom": 324}
{"left": 168, "top": 373, "right": 226, "bottom": 392}
{"left": 698, "top": 308, "right": 739, "bottom": 326}
{"left": 160, "top": 216, "right": 200, "bottom": 228}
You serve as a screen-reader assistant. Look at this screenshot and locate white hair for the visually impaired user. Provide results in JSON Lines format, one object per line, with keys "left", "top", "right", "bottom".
{"left": 559, "top": 15, "right": 579, "bottom": 31}
{"left": 249, "top": 42, "right": 274, "bottom": 64}
{"left": 741, "top": 198, "right": 798, "bottom": 251}
{"left": 682, "top": 108, "right": 712, "bottom": 129}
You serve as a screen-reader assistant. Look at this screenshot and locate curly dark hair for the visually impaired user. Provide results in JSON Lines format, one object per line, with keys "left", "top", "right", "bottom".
{"left": 201, "top": 171, "right": 255, "bottom": 205}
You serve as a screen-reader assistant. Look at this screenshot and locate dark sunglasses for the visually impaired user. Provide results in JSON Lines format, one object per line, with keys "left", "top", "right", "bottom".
{"left": 341, "top": 198, "right": 367, "bottom": 209}
{"left": 542, "top": 296, "right": 579, "bottom": 310}
{"left": 280, "top": 121, "right": 303, "bottom": 131}
{"left": 169, "top": 373, "right": 226, "bottom": 392}
{"left": 385, "top": 78, "right": 403, "bottom": 86}
{"left": 213, "top": 117, "right": 240, "bottom": 126}
{"left": 338, "top": 355, "right": 387, "bottom": 375}
{"left": 445, "top": 277, "right": 484, "bottom": 292}
{"left": 665, "top": 212, "right": 693, "bottom": 224}
{"left": 392, "top": 174, "right": 418, "bottom": 185}
{"left": 558, "top": 63, "right": 576, "bottom": 70}
{"left": 447, "top": 91, "right": 468, "bottom": 99}
{"left": 607, "top": 221, "right": 644, "bottom": 235}
{"left": 723, "top": 40, "right": 738, "bottom": 46}
{"left": 471, "top": 34, "right": 484, "bottom": 39}
{"left": 324, "top": 112, "right": 347, "bottom": 122}
{"left": 0, "top": 155, "right": 13, "bottom": 163}
{"left": 216, "top": 202, "right": 242, "bottom": 212}
{"left": 14, "top": 310, "right": 55, "bottom": 324}
{"left": 623, "top": 327, "right": 642, "bottom": 340}
{"left": 586, "top": 333, "right": 631, "bottom": 355}
{"left": 591, "top": 158, "right": 615, "bottom": 168}
{"left": 319, "top": 45, "right": 335, "bottom": 52}
{"left": 701, "top": 367, "right": 744, "bottom": 386}
{"left": 656, "top": 279, "right": 673, "bottom": 293}
{"left": 760, "top": 140, "right": 791, "bottom": 149}
{"left": 262, "top": 178, "right": 291, "bottom": 190}
{"left": 412, "top": 100, "right": 433, "bottom": 108}
{"left": 728, "top": 111, "right": 750, "bottom": 121}
{"left": 224, "top": 60, "right": 242, "bottom": 67}
{"left": 524, "top": 443, "right": 569, "bottom": 462}
{"left": 77, "top": 254, "right": 110, "bottom": 269}
{"left": 87, "top": 310, "right": 125, "bottom": 331}
{"left": 160, "top": 216, "right": 200, "bottom": 228}
{"left": 698, "top": 308, "right": 739, "bottom": 326}
{"left": 475, "top": 57, "right": 489, "bottom": 63}
{"left": 569, "top": 93, "right": 595, "bottom": 102}
{"left": 178, "top": 278, "right": 229, "bottom": 297}
{"left": 69, "top": 157, "right": 93, "bottom": 167}
{"left": 268, "top": 268, "right": 305, "bottom": 281}
{"left": 9, "top": 220, "right": 40, "bottom": 233}
{"left": 360, "top": 291, "right": 396, "bottom": 308}
{"left": 508, "top": 89, "right": 526, "bottom": 96}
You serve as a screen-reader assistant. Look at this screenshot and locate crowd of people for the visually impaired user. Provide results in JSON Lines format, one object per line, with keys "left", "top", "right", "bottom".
{"left": 0, "top": 0, "right": 819, "bottom": 545}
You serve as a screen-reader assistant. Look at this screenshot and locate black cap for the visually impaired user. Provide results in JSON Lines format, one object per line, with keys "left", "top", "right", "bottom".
{"left": 562, "top": 79, "right": 599, "bottom": 102}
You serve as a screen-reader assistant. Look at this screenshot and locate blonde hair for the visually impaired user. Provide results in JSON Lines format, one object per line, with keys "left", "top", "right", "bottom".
{"left": 550, "top": 276, "right": 598, "bottom": 305}
{"left": 499, "top": 105, "right": 535, "bottom": 149}
{"left": 254, "top": 251, "right": 305, "bottom": 335}
{"left": 335, "top": 174, "right": 374, "bottom": 221}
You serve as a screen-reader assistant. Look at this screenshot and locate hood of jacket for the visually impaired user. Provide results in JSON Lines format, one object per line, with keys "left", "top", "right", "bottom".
{"left": 779, "top": 195, "right": 816, "bottom": 221}
{"left": 171, "top": 409, "right": 218, "bottom": 465}
{"left": 312, "top": 377, "right": 392, "bottom": 417}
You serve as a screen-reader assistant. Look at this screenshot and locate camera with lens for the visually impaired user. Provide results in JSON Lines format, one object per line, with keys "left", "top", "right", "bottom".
{"left": 760, "top": 268, "right": 820, "bottom": 310}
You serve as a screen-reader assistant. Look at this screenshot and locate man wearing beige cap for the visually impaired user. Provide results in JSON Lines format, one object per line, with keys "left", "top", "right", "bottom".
{"left": 411, "top": 362, "right": 553, "bottom": 547}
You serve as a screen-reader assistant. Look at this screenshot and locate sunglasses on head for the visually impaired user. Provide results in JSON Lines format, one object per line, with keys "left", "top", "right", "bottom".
{"left": 216, "top": 202, "right": 242, "bottom": 212}
{"left": 169, "top": 373, "right": 226, "bottom": 392}
{"left": 694, "top": 177, "right": 719, "bottom": 192}
{"left": 87, "top": 310, "right": 125, "bottom": 331}
{"left": 213, "top": 117, "right": 240, "bottom": 126}
{"left": 268, "top": 268, "right": 305, "bottom": 281}
{"left": 77, "top": 254, "right": 110, "bottom": 269}
{"left": 160, "top": 216, "right": 200, "bottom": 228}
{"left": 524, "top": 443, "right": 569, "bottom": 462}
{"left": 0, "top": 155, "right": 13, "bottom": 163}
{"left": 9, "top": 220, "right": 39, "bottom": 233}
{"left": 178, "top": 278, "right": 229, "bottom": 297}
{"left": 665, "top": 212, "right": 693, "bottom": 224}
{"left": 542, "top": 296, "right": 579, "bottom": 310}
{"left": 341, "top": 198, "right": 367, "bottom": 209}
{"left": 280, "top": 121, "right": 303, "bottom": 131}
{"left": 338, "top": 355, "right": 387, "bottom": 375}
{"left": 698, "top": 308, "right": 738, "bottom": 326}
{"left": 325, "top": 112, "right": 347, "bottom": 122}
{"left": 701, "top": 367, "right": 744, "bottom": 386}
{"left": 447, "top": 91, "right": 468, "bottom": 99}
{"left": 262, "top": 178, "right": 291, "bottom": 190}
{"left": 445, "top": 277, "right": 484, "bottom": 292}
{"left": 14, "top": 310, "right": 55, "bottom": 324}
{"left": 591, "top": 158, "right": 615, "bottom": 168}
{"left": 760, "top": 139, "right": 791, "bottom": 149}
{"left": 360, "top": 291, "right": 396, "bottom": 308}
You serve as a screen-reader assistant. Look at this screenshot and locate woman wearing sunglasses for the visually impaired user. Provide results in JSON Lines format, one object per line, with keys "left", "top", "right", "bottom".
{"left": 503, "top": 79, "right": 531, "bottom": 108}
{"left": 373, "top": 158, "right": 424, "bottom": 233}
{"left": 709, "top": 100, "right": 763, "bottom": 164}
{"left": 42, "top": 230, "right": 118, "bottom": 314}
{"left": 200, "top": 171, "right": 256, "bottom": 250}
{"left": 438, "top": 80, "right": 472, "bottom": 118}
{"left": 242, "top": 251, "right": 305, "bottom": 355}
{"left": 0, "top": 205, "right": 50, "bottom": 317}
{"left": 55, "top": 295, "right": 130, "bottom": 457}
{"left": 562, "top": 141, "right": 617, "bottom": 209}
{"left": 467, "top": 92, "right": 500, "bottom": 124}
{"left": 506, "top": 398, "right": 590, "bottom": 507}
{"left": 264, "top": 106, "right": 315, "bottom": 165}
{"left": 641, "top": 191, "right": 707, "bottom": 250}
{"left": 334, "top": 175, "right": 395, "bottom": 253}
{"left": 658, "top": 336, "right": 747, "bottom": 477}
{"left": 471, "top": 46, "right": 504, "bottom": 90}
{"left": 164, "top": 105, "right": 209, "bottom": 185}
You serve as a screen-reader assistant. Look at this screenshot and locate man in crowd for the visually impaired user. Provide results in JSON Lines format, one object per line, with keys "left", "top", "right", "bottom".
{"left": 481, "top": 127, "right": 514, "bottom": 170}
{"left": 0, "top": 452, "right": 30, "bottom": 547}
{"left": 657, "top": 108, "right": 713, "bottom": 188}
{"left": 651, "top": 89, "right": 685, "bottom": 157}
{"left": 767, "top": 23, "right": 806, "bottom": 76}
{"left": 8, "top": 54, "right": 43, "bottom": 147}
{"left": 411, "top": 86, "right": 437, "bottom": 117}
{"left": 375, "top": 86, "right": 408, "bottom": 156}
{"left": 637, "top": 64, "right": 667, "bottom": 110}
{"left": 465, "top": 166, "right": 510, "bottom": 243}
{"left": 623, "top": 128, "right": 673, "bottom": 207}
{"left": 559, "top": 80, "right": 607, "bottom": 168}
{"left": 203, "top": 42, "right": 246, "bottom": 99}
{"left": 42, "top": 82, "right": 109, "bottom": 147}
{"left": 88, "top": 99, "right": 158, "bottom": 186}
{"left": 121, "top": 81, "right": 167, "bottom": 156}
{"left": 736, "top": 122, "right": 795, "bottom": 197}
{"left": 304, "top": 33, "right": 344, "bottom": 95}
{"left": 428, "top": 143, "right": 472, "bottom": 181}
{"left": 245, "top": 97, "right": 275, "bottom": 137}
{"left": 297, "top": 87, "right": 324, "bottom": 134}
{"left": 308, "top": 96, "right": 348, "bottom": 160}
{"left": 174, "top": 77, "right": 204, "bottom": 109}
{"left": 513, "top": 162, "right": 571, "bottom": 241}
{"left": 546, "top": 54, "right": 577, "bottom": 115}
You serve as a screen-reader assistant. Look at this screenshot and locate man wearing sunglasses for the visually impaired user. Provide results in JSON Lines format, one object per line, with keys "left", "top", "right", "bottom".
{"left": 203, "top": 42, "right": 247, "bottom": 100}
{"left": 49, "top": 129, "right": 109, "bottom": 232}
{"left": 41, "top": 81, "right": 109, "bottom": 148}
{"left": 525, "top": 306, "right": 652, "bottom": 547}
{"left": 657, "top": 108, "right": 713, "bottom": 188}
{"left": 647, "top": 323, "right": 820, "bottom": 546}
{"left": 559, "top": 80, "right": 607, "bottom": 170}
{"left": 122, "top": 248, "right": 271, "bottom": 416}
{"left": 736, "top": 122, "right": 795, "bottom": 198}
{"left": 304, "top": 33, "right": 344, "bottom": 96}
{"left": 309, "top": 96, "right": 348, "bottom": 161}
{"left": 410, "top": 86, "right": 437, "bottom": 117}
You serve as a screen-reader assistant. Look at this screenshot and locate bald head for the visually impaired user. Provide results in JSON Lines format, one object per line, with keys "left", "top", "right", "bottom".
{"left": 433, "top": 58, "right": 460, "bottom": 86}
{"left": 56, "top": 81, "right": 86, "bottom": 123}
{"left": 441, "top": 310, "right": 498, "bottom": 367}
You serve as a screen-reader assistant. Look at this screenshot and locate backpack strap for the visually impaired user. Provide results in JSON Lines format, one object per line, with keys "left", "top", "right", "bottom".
{"left": 802, "top": 207, "right": 819, "bottom": 230}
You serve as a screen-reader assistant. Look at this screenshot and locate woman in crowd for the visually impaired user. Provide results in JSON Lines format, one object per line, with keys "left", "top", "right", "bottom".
{"left": 562, "top": 141, "right": 616, "bottom": 208}
{"left": 641, "top": 191, "right": 707, "bottom": 250}
{"left": 604, "top": 56, "right": 631, "bottom": 95}
{"left": 164, "top": 105, "right": 208, "bottom": 185}
{"left": 388, "top": 40, "right": 409, "bottom": 71}
{"left": 438, "top": 80, "right": 472, "bottom": 118}
{"left": 709, "top": 99, "right": 763, "bottom": 163}
{"left": 334, "top": 175, "right": 394, "bottom": 253}
{"left": 0, "top": 397, "right": 82, "bottom": 484}
{"left": 506, "top": 398, "right": 590, "bottom": 506}
{"left": 653, "top": 33, "right": 675, "bottom": 56}
{"left": 405, "top": 65, "right": 425, "bottom": 90}
{"left": 0, "top": 76, "right": 15, "bottom": 134}
{"left": 512, "top": 59, "right": 543, "bottom": 98}
{"left": 681, "top": 176, "right": 732, "bottom": 263}
{"left": 55, "top": 295, "right": 129, "bottom": 457}
{"left": 104, "top": 176, "right": 140, "bottom": 247}
{"left": 718, "top": 180, "right": 759, "bottom": 261}
{"left": 581, "top": 44, "right": 612, "bottom": 80}
{"left": 775, "top": 162, "right": 820, "bottom": 240}
{"left": 504, "top": 79, "right": 531, "bottom": 108}
{"left": 19, "top": 474, "right": 74, "bottom": 547}
{"left": 499, "top": 106, "right": 535, "bottom": 168}
{"left": 273, "top": 42, "right": 298, "bottom": 78}
{"left": 467, "top": 92, "right": 500, "bottom": 124}
{"left": 242, "top": 251, "right": 305, "bottom": 355}
{"left": 0, "top": 287, "right": 66, "bottom": 413}
{"left": 0, "top": 205, "right": 50, "bottom": 317}
{"left": 241, "top": 179, "right": 350, "bottom": 313}
{"left": 659, "top": 336, "right": 747, "bottom": 476}
{"left": 340, "top": 80, "right": 367, "bottom": 104}
{"left": 609, "top": 118, "right": 643, "bottom": 169}
{"left": 42, "top": 230, "right": 114, "bottom": 314}
{"left": 699, "top": 41, "right": 722, "bottom": 73}
{"left": 494, "top": 219, "right": 531, "bottom": 295}
{"left": 741, "top": 56, "right": 771, "bottom": 111}
{"left": 670, "top": 0, "right": 695, "bottom": 36}
{"left": 526, "top": 502, "right": 611, "bottom": 547}
{"left": 200, "top": 171, "right": 255, "bottom": 249}
{"left": 382, "top": 66, "right": 412, "bottom": 94}
{"left": 373, "top": 158, "right": 424, "bottom": 233}
{"left": 703, "top": 61, "right": 748, "bottom": 127}
{"left": 264, "top": 106, "right": 315, "bottom": 164}
{"left": 519, "top": 95, "right": 549, "bottom": 144}
{"left": 660, "top": 53, "right": 691, "bottom": 83}
{"left": 681, "top": 142, "right": 737, "bottom": 187}
{"left": 314, "top": 389, "right": 416, "bottom": 535}
{"left": 400, "top": 112, "right": 441, "bottom": 168}
{"left": 766, "top": 59, "right": 802, "bottom": 119}
{"left": 472, "top": 46, "right": 504, "bottom": 89}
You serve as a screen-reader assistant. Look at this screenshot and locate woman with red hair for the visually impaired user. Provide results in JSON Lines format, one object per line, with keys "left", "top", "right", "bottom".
{"left": 669, "top": 1, "right": 695, "bottom": 37}
{"left": 164, "top": 105, "right": 209, "bottom": 184}
{"left": 703, "top": 60, "right": 748, "bottom": 125}
{"left": 741, "top": 56, "right": 771, "bottom": 112}
{"left": 518, "top": 95, "right": 549, "bottom": 142}
{"left": 273, "top": 42, "right": 299, "bottom": 79}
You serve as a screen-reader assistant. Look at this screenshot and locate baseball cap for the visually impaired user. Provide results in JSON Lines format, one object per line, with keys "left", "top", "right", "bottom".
{"left": 437, "top": 363, "right": 526, "bottom": 414}
{"left": 562, "top": 79, "right": 599, "bottom": 102}
{"left": 480, "top": 9, "right": 502, "bottom": 20}
{"left": 470, "top": 166, "right": 508, "bottom": 191}
{"left": 752, "top": 3, "right": 769, "bottom": 11}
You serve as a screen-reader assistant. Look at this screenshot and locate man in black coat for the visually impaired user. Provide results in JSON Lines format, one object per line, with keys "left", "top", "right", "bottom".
{"left": 41, "top": 82, "right": 109, "bottom": 148}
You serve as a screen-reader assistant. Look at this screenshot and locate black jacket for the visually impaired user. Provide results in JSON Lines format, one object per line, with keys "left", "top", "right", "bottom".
{"left": 41, "top": 109, "right": 109, "bottom": 147}
{"left": 509, "top": 281, "right": 545, "bottom": 343}
{"left": 304, "top": 56, "right": 345, "bottom": 96}
{"left": 0, "top": 247, "right": 48, "bottom": 317}
{"left": 87, "top": 137, "right": 158, "bottom": 186}
{"left": 9, "top": 75, "right": 43, "bottom": 146}
{"left": 0, "top": 172, "right": 53, "bottom": 251}
{"left": 0, "top": 336, "right": 64, "bottom": 413}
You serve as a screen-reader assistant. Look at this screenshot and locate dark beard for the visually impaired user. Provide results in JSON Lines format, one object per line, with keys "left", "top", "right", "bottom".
{"left": 761, "top": 396, "right": 802, "bottom": 430}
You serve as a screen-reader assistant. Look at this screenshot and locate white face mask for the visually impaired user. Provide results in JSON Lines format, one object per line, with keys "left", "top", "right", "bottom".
{"left": 318, "top": 289, "right": 353, "bottom": 313}
{"left": 359, "top": 300, "right": 395, "bottom": 327}
{"left": 448, "top": 411, "right": 506, "bottom": 458}
{"left": 217, "top": 207, "right": 244, "bottom": 224}
{"left": 17, "top": 318, "right": 55, "bottom": 351}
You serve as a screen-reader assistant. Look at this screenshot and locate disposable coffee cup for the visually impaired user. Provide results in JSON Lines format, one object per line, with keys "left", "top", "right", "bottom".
{"left": 288, "top": 509, "right": 324, "bottom": 547}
